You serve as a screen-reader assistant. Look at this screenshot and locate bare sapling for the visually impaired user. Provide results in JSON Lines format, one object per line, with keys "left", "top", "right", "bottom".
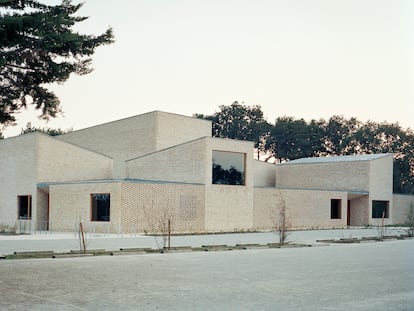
{"left": 143, "top": 200, "right": 172, "bottom": 250}
{"left": 78, "top": 222, "right": 87, "bottom": 253}
{"left": 376, "top": 211, "right": 388, "bottom": 240}
{"left": 406, "top": 203, "right": 414, "bottom": 237}
{"left": 273, "top": 191, "right": 291, "bottom": 246}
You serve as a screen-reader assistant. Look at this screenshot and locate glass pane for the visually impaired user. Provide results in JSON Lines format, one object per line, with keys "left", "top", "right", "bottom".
{"left": 372, "top": 200, "right": 389, "bottom": 218}
{"left": 212, "top": 151, "right": 245, "bottom": 185}
{"left": 91, "top": 194, "right": 110, "bottom": 221}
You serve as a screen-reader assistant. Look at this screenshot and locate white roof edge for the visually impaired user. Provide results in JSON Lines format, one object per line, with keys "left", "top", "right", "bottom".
{"left": 279, "top": 153, "right": 393, "bottom": 165}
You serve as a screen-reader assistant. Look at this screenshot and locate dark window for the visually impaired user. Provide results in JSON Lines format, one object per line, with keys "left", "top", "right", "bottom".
{"left": 331, "top": 199, "right": 341, "bottom": 219}
{"left": 18, "top": 195, "right": 32, "bottom": 220}
{"left": 91, "top": 194, "right": 110, "bottom": 221}
{"left": 372, "top": 200, "right": 389, "bottom": 218}
{"left": 212, "top": 151, "right": 245, "bottom": 185}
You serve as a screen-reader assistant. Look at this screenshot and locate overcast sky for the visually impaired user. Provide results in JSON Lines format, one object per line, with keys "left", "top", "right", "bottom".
{"left": 3, "top": 0, "right": 413, "bottom": 137}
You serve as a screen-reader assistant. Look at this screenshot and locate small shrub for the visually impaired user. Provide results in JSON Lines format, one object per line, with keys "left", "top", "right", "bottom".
{"left": 0, "top": 223, "right": 16, "bottom": 234}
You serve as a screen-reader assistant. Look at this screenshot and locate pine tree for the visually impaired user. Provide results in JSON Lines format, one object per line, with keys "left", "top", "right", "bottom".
{"left": 0, "top": 0, "right": 114, "bottom": 125}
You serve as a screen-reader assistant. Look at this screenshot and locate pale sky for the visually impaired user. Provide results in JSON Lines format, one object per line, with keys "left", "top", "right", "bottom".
{"left": 3, "top": 0, "right": 414, "bottom": 137}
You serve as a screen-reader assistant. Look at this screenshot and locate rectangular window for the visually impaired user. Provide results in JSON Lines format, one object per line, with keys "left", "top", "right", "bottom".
{"left": 212, "top": 150, "right": 246, "bottom": 185}
{"left": 331, "top": 199, "right": 342, "bottom": 219}
{"left": 372, "top": 200, "right": 389, "bottom": 218}
{"left": 91, "top": 194, "right": 110, "bottom": 221}
{"left": 18, "top": 195, "right": 32, "bottom": 220}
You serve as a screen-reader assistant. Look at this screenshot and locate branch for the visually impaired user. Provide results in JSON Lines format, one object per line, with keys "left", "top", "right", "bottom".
{"left": 5, "top": 63, "right": 37, "bottom": 72}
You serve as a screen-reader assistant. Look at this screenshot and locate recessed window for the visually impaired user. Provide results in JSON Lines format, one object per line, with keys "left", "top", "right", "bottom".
{"left": 18, "top": 195, "right": 32, "bottom": 220}
{"left": 372, "top": 200, "right": 389, "bottom": 218}
{"left": 331, "top": 199, "right": 341, "bottom": 219}
{"left": 91, "top": 194, "right": 110, "bottom": 221}
{"left": 212, "top": 151, "right": 245, "bottom": 185}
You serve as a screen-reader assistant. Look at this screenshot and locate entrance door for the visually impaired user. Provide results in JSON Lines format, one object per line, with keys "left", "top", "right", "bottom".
{"left": 347, "top": 200, "right": 351, "bottom": 226}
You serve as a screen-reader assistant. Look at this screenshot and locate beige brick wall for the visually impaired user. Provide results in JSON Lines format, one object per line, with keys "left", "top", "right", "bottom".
{"left": 57, "top": 111, "right": 211, "bottom": 178}
{"left": 37, "top": 134, "right": 113, "bottom": 182}
{"left": 253, "top": 188, "right": 348, "bottom": 230}
{"left": 126, "top": 138, "right": 208, "bottom": 184}
{"left": 0, "top": 133, "right": 38, "bottom": 227}
{"left": 57, "top": 112, "right": 158, "bottom": 177}
{"left": 349, "top": 196, "right": 369, "bottom": 226}
{"left": 205, "top": 185, "right": 254, "bottom": 232}
{"left": 368, "top": 155, "right": 393, "bottom": 225}
{"left": 155, "top": 111, "right": 211, "bottom": 151}
{"left": 369, "top": 155, "right": 393, "bottom": 198}
{"left": 48, "top": 181, "right": 205, "bottom": 234}
{"left": 127, "top": 136, "right": 255, "bottom": 188}
{"left": 276, "top": 161, "right": 370, "bottom": 192}
{"left": 49, "top": 182, "right": 122, "bottom": 233}
{"left": 203, "top": 138, "right": 255, "bottom": 232}
{"left": 36, "top": 189, "right": 49, "bottom": 229}
{"left": 254, "top": 160, "right": 276, "bottom": 187}
{"left": 253, "top": 188, "right": 276, "bottom": 230}
{"left": 121, "top": 183, "right": 205, "bottom": 234}
{"left": 392, "top": 194, "right": 414, "bottom": 224}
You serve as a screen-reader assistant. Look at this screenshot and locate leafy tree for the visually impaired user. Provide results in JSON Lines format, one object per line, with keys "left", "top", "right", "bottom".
{"left": 267, "top": 117, "right": 324, "bottom": 162}
{"left": 321, "top": 115, "right": 361, "bottom": 155}
{"left": 19, "top": 121, "right": 71, "bottom": 136}
{"left": 196, "top": 101, "right": 271, "bottom": 158}
{"left": 212, "top": 163, "right": 243, "bottom": 185}
{"left": 352, "top": 121, "right": 382, "bottom": 154}
{"left": 0, "top": 0, "right": 114, "bottom": 126}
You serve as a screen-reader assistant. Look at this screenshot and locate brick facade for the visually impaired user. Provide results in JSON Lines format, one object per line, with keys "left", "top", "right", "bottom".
{"left": 1, "top": 111, "right": 411, "bottom": 233}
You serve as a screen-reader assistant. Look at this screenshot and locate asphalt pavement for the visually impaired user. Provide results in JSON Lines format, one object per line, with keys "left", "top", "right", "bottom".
{"left": 0, "top": 239, "right": 413, "bottom": 310}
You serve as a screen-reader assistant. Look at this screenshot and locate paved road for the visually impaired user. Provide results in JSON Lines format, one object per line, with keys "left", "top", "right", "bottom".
{"left": 0, "top": 239, "right": 413, "bottom": 311}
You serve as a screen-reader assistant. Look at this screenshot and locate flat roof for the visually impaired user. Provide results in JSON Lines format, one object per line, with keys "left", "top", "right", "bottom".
{"left": 37, "top": 178, "right": 204, "bottom": 188}
{"left": 280, "top": 153, "right": 392, "bottom": 165}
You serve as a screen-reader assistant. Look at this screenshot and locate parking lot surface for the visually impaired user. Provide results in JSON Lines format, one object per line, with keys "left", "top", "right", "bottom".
{"left": 0, "top": 238, "right": 413, "bottom": 310}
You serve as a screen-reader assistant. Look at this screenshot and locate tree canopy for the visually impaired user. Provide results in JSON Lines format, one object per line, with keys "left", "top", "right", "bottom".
{"left": 19, "top": 121, "right": 71, "bottom": 136}
{"left": 198, "top": 103, "right": 414, "bottom": 194}
{"left": 0, "top": 0, "right": 114, "bottom": 126}
{"left": 195, "top": 101, "right": 271, "bottom": 158}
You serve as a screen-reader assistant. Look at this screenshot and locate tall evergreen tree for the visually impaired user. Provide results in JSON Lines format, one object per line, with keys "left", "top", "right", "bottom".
{"left": 0, "top": 0, "right": 114, "bottom": 126}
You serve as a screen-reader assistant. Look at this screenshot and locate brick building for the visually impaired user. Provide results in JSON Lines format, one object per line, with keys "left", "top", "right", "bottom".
{"left": 0, "top": 111, "right": 412, "bottom": 233}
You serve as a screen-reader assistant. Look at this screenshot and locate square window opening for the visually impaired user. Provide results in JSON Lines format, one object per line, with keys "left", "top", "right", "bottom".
{"left": 331, "top": 199, "right": 341, "bottom": 219}
{"left": 372, "top": 200, "right": 389, "bottom": 218}
{"left": 212, "top": 150, "right": 246, "bottom": 185}
{"left": 18, "top": 195, "right": 32, "bottom": 220}
{"left": 91, "top": 193, "right": 110, "bottom": 222}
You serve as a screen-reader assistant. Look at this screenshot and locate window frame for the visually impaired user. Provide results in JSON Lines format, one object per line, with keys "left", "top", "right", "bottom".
{"left": 90, "top": 193, "right": 111, "bottom": 222}
{"left": 18, "top": 195, "right": 32, "bottom": 220}
{"left": 212, "top": 150, "right": 246, "bottom": 186}
{"left": 372, "top": 200, "right": 389, "bottom": 219}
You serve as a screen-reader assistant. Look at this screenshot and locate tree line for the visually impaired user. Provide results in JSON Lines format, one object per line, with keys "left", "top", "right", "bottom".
{"left": 196, "top": 102, "right": 414, "bottom": 194}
